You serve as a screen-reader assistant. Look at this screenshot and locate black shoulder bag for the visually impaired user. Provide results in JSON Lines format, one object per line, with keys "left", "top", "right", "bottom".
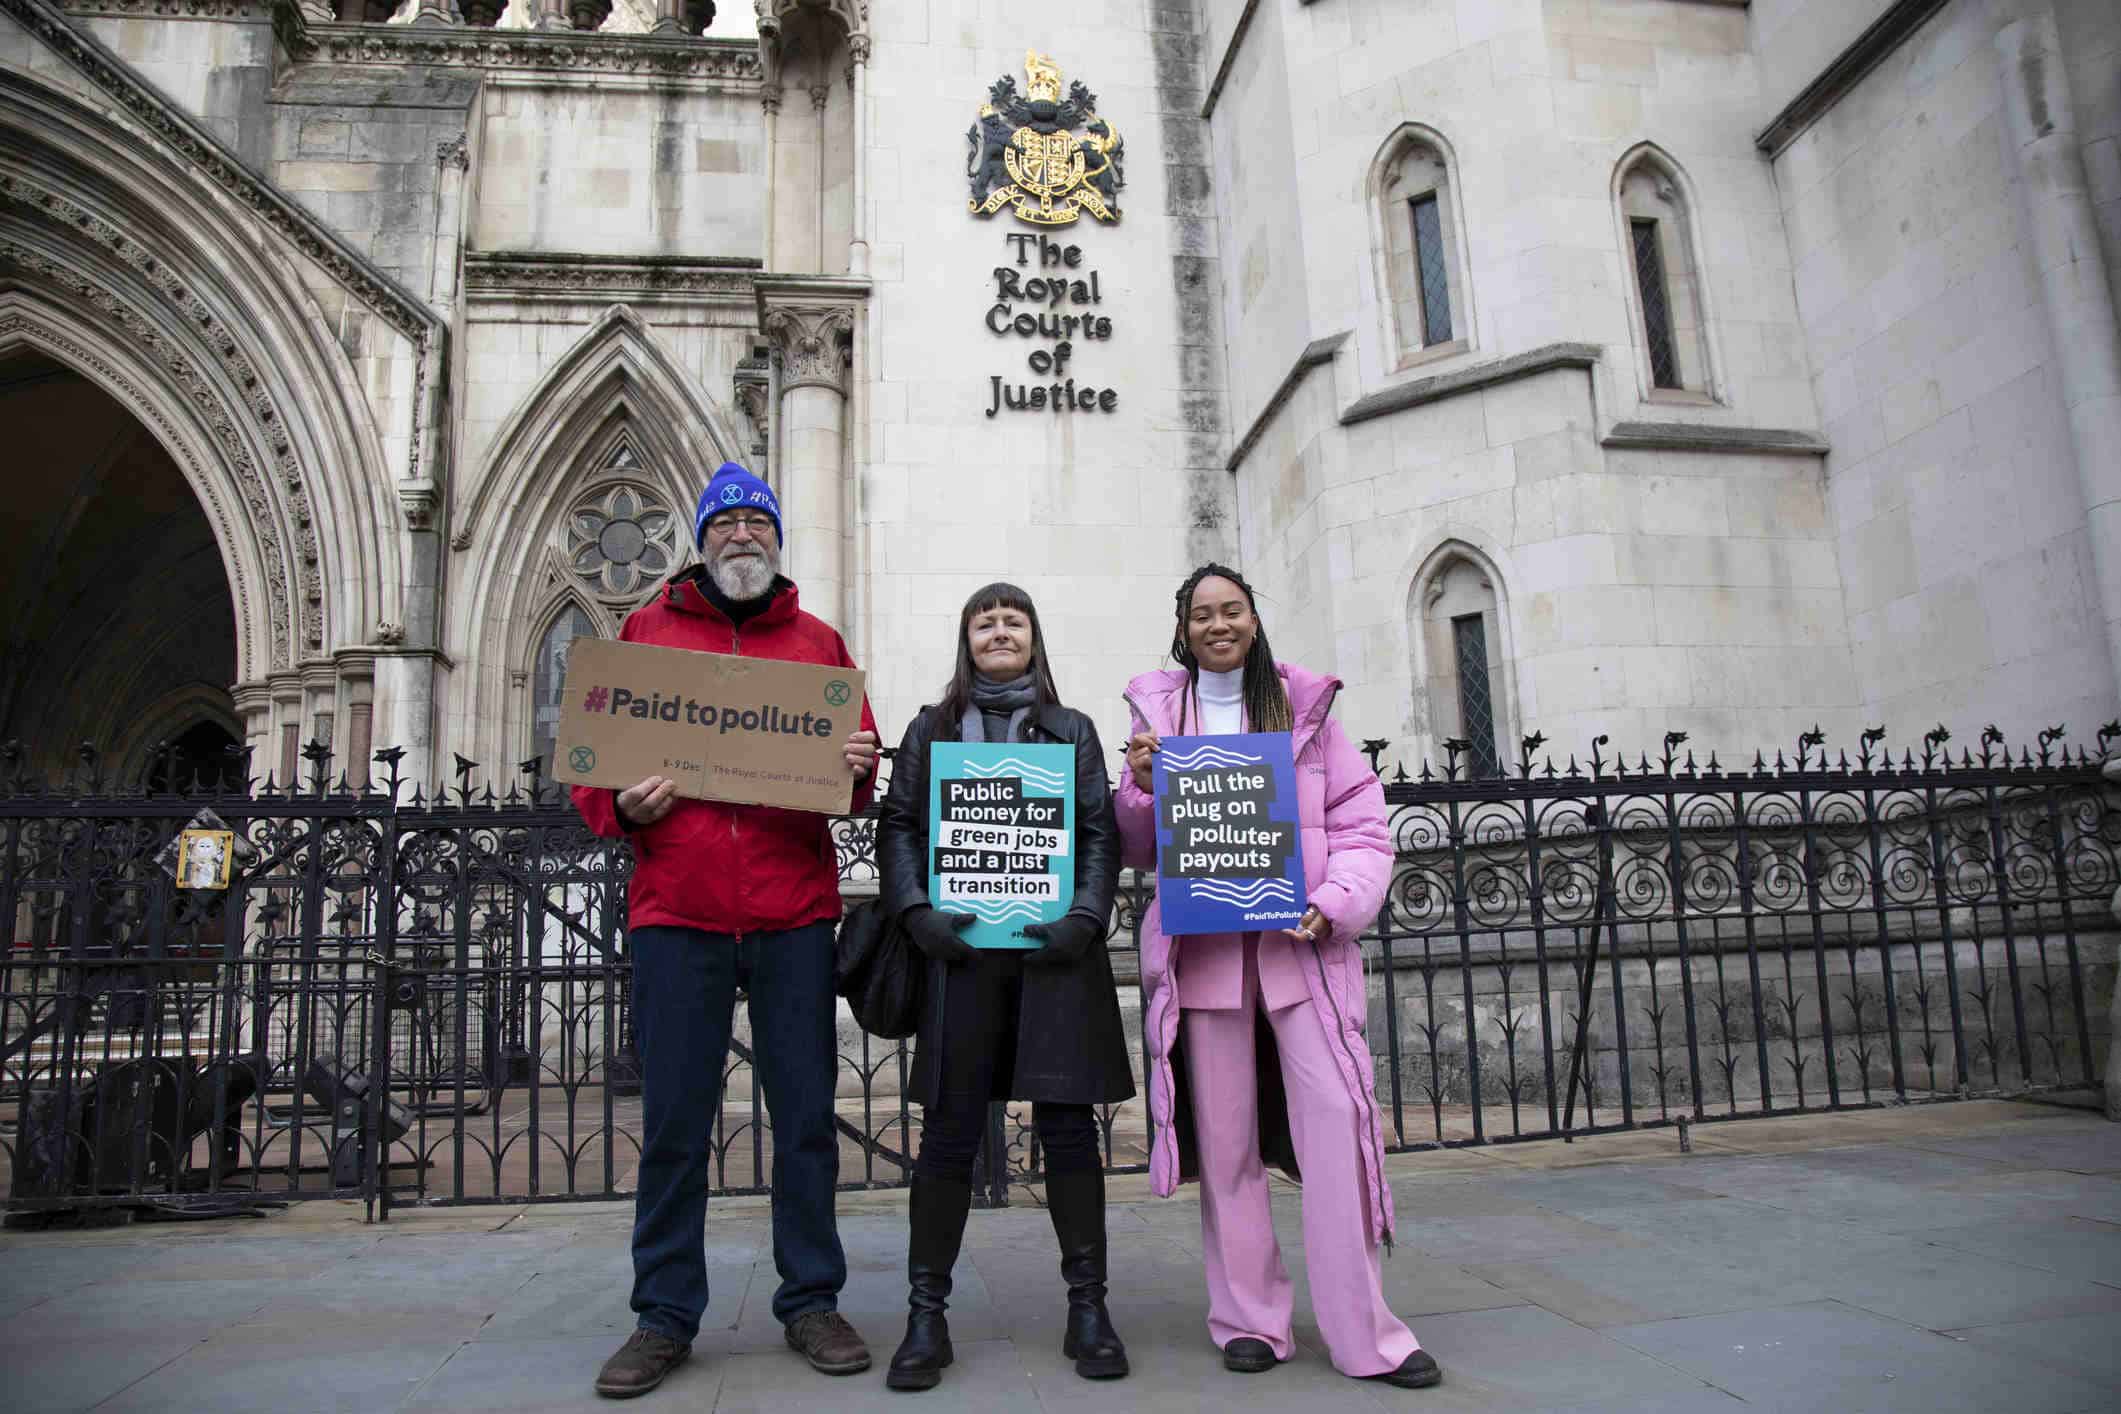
{"left": 833, "top": 899, "right": 923, "bottom": 1039}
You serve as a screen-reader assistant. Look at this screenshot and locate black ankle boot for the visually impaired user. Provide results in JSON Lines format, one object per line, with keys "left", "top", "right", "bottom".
{"left": 1046, "top": 1167, "right": 1129, "bottom": 1380}
{"left": 887, "top": 1175, "right": 972, "bottom": 1391}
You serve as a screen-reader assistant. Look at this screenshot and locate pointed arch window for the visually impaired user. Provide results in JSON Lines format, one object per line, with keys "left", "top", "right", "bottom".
{"left": 1418, "top": 554, "right": 1510, "bottom": 779}
{"left": 1373, "top": 126, "right": 1472, "bottom": 368}
{"left": 524, "top": 434, "right": 690, "bottom": 773}
{"left": 1616, "top": 150, "right": 1713, "bottom": 399}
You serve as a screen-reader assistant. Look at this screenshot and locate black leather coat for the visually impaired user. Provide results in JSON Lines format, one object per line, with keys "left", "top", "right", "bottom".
{"left": 879, "top": 702, "right": 1137, "bottom": 1108}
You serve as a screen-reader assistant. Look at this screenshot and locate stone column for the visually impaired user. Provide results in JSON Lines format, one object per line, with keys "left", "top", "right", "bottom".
{"left": 336, "top": 655, "right": 376, "bottom": 792}
{"left": 431, "top": 135, "right": 469, "bottom": 312}
{"left": 1997, "top": 12, "right": 2121, "bottom": 712}
{"left": 369, "top": 481, "right": 445, "bottom": 800}
{"left": 300, "top": 661, "right": 340, "bottom": 787}
{"left": 757, "top": 281, "right": 863, "bottom": 635}
{"left": 847, "top": 33, "right": 870, "bottom": 276}
{"left": 269, "top": 676, "right": 304, "bottom": 787}
{"left": 650, "top": 0, "right": 682, "bottom": 33}
{"left": 230, "top": 682, "right": 274, "bottom": 788}
{"left": 760, "top": 82, "right": 782, "bottom": 266}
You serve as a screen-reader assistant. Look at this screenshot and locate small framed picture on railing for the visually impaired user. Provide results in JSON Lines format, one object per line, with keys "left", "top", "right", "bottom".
{"left": 174, "top": 828, "right": 234, "bottom": 890}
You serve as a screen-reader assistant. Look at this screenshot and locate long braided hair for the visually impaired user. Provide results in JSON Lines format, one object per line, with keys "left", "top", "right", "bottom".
{"left": 1169, "top": 563, "right": 1292, "bottom": 734}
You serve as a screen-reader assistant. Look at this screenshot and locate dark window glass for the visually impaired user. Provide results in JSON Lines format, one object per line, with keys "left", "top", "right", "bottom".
{"left": 533, "top": 605, "right": 597, "bottom": 776}
{"left": 1631, "top": 217, "right": 1680, "bottom": 389}
{"left": 1411, "top": 193, "right": 1453, "bottom": 345}
{"left": 1452, "top": 612, "right": 1501, "bottom": 779}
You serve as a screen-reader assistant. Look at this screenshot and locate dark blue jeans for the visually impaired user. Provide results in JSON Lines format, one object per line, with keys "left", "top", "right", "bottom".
{"left": 627, "top": 922, "right": 846, "bottom": 1342}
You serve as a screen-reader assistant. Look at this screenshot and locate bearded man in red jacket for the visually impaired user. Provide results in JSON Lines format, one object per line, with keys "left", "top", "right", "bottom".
{"left": 574, "top": 463, "right": 880, "bottom": 1399}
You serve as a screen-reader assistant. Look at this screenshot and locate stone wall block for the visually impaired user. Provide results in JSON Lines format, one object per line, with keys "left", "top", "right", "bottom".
{"left": 351, "top": 118, "right": 441, "bottom": 166}
{"left": 1158, "top": 110, "right": 1208, "bottom": 166}
{"left": 1176, "top": 342, "right": 1219, "bottom": 390}
{"left": 1163, "top": 162, "right": 1214, "bottom": 218}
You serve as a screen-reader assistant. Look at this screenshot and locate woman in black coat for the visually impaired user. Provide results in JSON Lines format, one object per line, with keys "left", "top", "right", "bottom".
{"left": 877, "top": 581, "right": 1135, "bottom": 1391}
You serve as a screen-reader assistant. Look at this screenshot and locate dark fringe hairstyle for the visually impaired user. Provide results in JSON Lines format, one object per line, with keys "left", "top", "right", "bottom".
{"left": 1169, "top": 563, "right": 1292, "bottom": 734}
{"left": 935, "top": 581, "right": 1063, "bottom": 731}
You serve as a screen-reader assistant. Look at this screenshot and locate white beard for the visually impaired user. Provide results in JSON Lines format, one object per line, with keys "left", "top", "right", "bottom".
{"left": 709, "top": 543, "right": 778, "bottom": 600}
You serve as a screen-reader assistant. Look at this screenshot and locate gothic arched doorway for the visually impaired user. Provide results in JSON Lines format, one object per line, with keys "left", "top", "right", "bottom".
{"left": 0, "top": 348, "right": 240, "bottom": 785}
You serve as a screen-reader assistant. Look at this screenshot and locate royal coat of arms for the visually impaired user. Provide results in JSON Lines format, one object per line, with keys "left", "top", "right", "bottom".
{"left": 967, "top": 50, "right": 1124, "bottom": 226}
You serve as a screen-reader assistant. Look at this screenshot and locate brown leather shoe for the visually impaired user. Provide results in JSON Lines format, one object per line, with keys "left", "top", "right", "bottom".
{"left": 784, "top": 1309, "right": 872, "bottom": 1375}
{"left": 594, "top": 1329, "right": 691, "bottom": 1398}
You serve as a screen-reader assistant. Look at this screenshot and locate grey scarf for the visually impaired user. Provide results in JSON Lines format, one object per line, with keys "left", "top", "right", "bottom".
{"left": 960, "top": 672, "right": 1038, "bottom": 744}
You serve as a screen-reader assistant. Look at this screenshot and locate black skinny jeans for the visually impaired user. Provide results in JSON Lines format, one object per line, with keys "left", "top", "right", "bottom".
{"left": 915, "top": 950, "right": 1102, "bottom": 1181}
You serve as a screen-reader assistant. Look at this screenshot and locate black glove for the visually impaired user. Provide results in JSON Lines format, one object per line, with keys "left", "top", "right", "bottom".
{"left": 905, "top": 905, "right": 978, "bottom": 965}
{"left": 1021, "top": 913, "right": 1101, "bottom": 968}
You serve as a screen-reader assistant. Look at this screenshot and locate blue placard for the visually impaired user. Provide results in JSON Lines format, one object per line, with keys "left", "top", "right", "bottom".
{"left": 1152, "top": 733, "right": 1308, "bottom": 935}
{"left": 927, "top": 742, "right": 1075, "bottom": 948}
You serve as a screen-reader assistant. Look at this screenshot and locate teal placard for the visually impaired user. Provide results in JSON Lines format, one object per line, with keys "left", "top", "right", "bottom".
{"left": 927, "top": 742, "right": 1075, "bottom": 948}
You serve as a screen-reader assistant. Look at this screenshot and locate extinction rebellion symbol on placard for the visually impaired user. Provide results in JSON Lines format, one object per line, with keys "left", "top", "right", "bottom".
{"left": 967, "top": 50, "right": 1124, "bottom": 227}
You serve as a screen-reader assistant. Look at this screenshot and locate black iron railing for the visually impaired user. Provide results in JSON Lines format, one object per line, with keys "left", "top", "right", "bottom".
{"left": 1, "top": 725, "right": 2113, "bottom": 1218}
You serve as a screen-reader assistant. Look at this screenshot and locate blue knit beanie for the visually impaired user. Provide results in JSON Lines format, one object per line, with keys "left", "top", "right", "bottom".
{"left": 694, "top": 463, "right": 783, "bottom": 548}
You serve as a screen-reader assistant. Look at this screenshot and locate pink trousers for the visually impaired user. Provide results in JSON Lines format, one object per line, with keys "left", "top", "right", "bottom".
{"left": 1181, "top": 941, "right": 1419, "bottom": 1377}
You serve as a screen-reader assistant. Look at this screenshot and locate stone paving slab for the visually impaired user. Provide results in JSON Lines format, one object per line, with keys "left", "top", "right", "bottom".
{"left": 1945, "top": 1309, "right": 2121, "bottom": 1387}
{"left": 1604, "top": 1299, "right": 2115, "bottom": 1413}
{"left": 2, "top": 1101, "right": 2119, "bottom": 1411}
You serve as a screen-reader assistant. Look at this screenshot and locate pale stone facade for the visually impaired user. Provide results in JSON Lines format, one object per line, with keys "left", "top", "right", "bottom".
{"left": 2, "top": 0, "right": 2117, "bottom": 790}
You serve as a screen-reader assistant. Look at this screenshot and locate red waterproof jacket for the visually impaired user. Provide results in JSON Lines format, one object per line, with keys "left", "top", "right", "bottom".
{"left": 570, "top": 571, "right": 879, "bottom": 936}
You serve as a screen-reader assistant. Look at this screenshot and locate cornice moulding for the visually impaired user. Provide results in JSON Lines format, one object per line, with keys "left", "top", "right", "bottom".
{"left": 464, "top": 250, "right": 762, "bottom": 301}
{"left": 301, "top": 19, "right": 763, "bottom": 83}
{"left": 1601, "top": 420, "right": 1830, "bottom": 456}
{"left": 1340, "top": 342, "right": 1602, "bottom": 426}
{"left": 1227, "top": 330, "right": 1345, "bottom": 473}
{"left": 1754, "top": 0, "right": 1950, "bottom": 157}
{"left": 56, "top": 0, "right": 267, "bottom": 17}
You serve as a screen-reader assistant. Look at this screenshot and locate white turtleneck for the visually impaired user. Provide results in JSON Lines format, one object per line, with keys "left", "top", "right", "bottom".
{"left": 1197, "top": 666, "right": 1245, "bottom": 735}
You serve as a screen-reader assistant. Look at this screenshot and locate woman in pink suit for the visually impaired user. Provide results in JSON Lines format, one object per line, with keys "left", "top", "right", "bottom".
{"left": 1115, "top": 564, "right": 1440, "bottom": 1390}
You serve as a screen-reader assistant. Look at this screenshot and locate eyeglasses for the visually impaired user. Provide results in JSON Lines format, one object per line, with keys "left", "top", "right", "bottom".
{"left": 705, "top": 514, "right": 777, "bottom": 540}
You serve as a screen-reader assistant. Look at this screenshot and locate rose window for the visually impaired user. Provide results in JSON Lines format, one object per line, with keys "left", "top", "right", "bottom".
{"left": 567, "top": 483, "right": 676, "bottom": 597}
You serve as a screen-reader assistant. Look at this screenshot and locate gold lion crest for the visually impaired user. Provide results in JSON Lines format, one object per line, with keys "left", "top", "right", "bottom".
{"left": 966, "top": 50, "right": 1124, "bottom": 226}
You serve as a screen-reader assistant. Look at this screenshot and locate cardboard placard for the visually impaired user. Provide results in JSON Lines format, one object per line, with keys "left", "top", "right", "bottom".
{"left": 927, "top": 742, "right": 1075, "bottom": 949}
{"left": 551, "top": 635, "right": 864, "bottom": 816}
{"left": 1152, "top": 732, "right": 1308, "bottom": 935}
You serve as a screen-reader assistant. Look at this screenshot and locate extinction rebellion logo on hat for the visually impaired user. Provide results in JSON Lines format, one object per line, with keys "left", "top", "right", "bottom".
{"left": 720, "top": 484, "right": 743, "bottom": 505}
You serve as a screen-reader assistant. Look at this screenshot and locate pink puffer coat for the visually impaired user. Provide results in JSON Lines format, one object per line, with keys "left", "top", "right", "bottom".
{"left": 1115, "top": 663, "right": 1397, "bottom": 1246}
